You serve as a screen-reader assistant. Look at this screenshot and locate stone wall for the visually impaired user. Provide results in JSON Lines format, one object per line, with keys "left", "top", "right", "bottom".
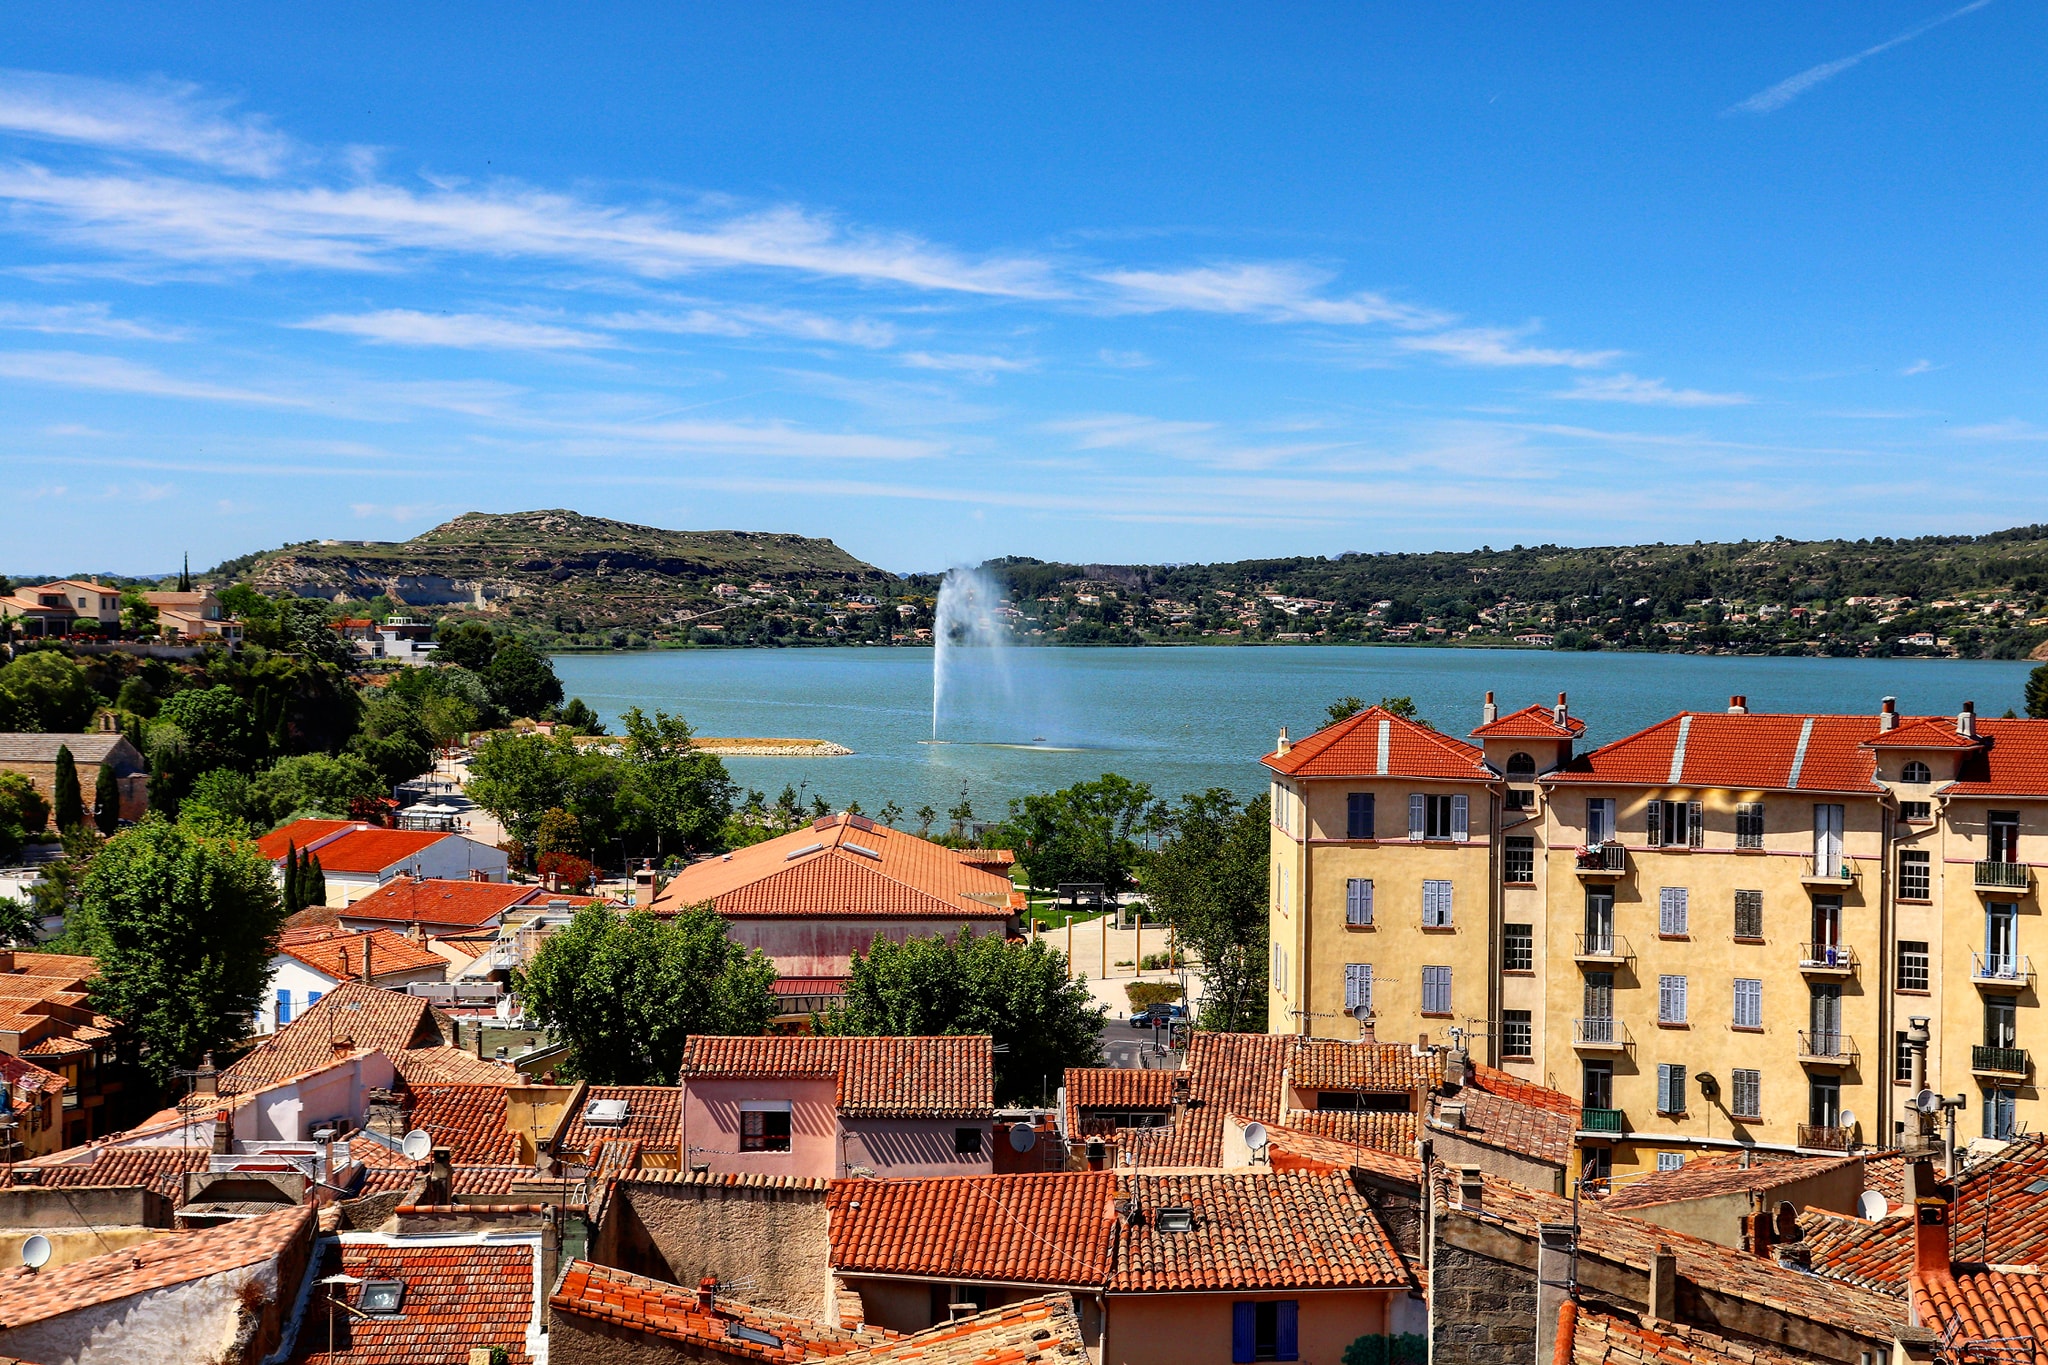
{"left": 1428, "top": 1229, "right": 1539, "bottom": 1365}
{"left": 593, "top": 1175, "right": 832, "bottom": 1321}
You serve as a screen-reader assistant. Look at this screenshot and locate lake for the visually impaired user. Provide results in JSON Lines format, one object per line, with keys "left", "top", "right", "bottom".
{"left": 551, "top": 646, "right": 2036, "bottom": 818}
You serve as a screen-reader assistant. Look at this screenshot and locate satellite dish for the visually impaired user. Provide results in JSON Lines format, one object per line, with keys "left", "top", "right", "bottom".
{"left": 20, "top": 1234, "right": 50, "bottom": 1270}
{"left": 1243, "top": 1122, "right": 1269, "bottom": 1152}
{"left": 1008, "top": 1123, "right": 1038, "bottom": 1154}
{"left": 1839, "top": 1109, "right": 1857, "bottom": 1130}
{"left": 401, "top": 1128, "right": 432, "bottom": 1161}
{"left": 1916, "top": 1089, "right": 1943, "bottom": 1116}
{"left": 1858, "top": 1190, "right": 1890, "bottom": 1221}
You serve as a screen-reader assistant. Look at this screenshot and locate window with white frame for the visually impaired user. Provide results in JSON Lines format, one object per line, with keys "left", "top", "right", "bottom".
{"left": 1731, "top": 1069, "right": 1762, "bottom": 1120}
{"left": 1658, "top": 887, "right": 1689, "bottom": 936}
{"left": 1502, "top": 1009, "right": 1533, "bottom": 1059}
{"left": 1412, "top": 793, "right": 1469, "bottom": 841}
{"left": 1586, "top": 798, "right": 1615, "bottom": 844}
{"left": 1657, "top": 1152, "right": 1684, "bottom": 1172}
{"left": 1422, "top": 965, "right": 1452, "bottom": 1016}
{"left": 1899, "top": 940, "right": 1930, "bottom": 992}
{"left": 1899, "top": 849, "right": 1931, "bottom": 901}
{"left": 1658, "top": 974, "right": 1688, "bottom": 1025}
{"left": 1344, "top": 963, "right": 1373, "bottom": 1014}
{"left": 1503, "top": 836, "right": 1535, "bottom": 885}
{"left": 1647, "top": 799, "right": 1703, "bottom": 848}
{"left": 1422, "top": 879, "right": 1454, "bottom": 927}
{"left": 1656, "top": 1063, "right": 1688, "bottom": 1114}
{"left": 1733, "top": 978, "right": 1762, "bottom": 1029}
{"left": 1345, "top": 878, "right": 1374, "bottom": 927}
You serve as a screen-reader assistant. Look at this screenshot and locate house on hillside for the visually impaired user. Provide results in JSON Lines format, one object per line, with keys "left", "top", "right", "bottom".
{"left": 256, "top": 819, "right": 508, "bottom": 907}
{"left": 257, "top": 927, "right": 452, "bottom": 1034}
{"left": 142, "top": 589, "right": 243, "bottom": 643}
{"left": 0, "top": 729, "right": 149, "bottom": 822}
{"left": 0, "top": 580, "right": 121, "bottom": 636}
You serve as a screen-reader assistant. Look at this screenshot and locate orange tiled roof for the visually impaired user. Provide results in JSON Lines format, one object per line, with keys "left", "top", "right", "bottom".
{"left": 681, "top": 1035, "right": 994, "bottom": 1118}
{"left": 15, "top": 1145, "right": 210, "bottom": 1200}
{"left": 406, "top": 1083, "right": 522, "bottom": 1163}
{"left": 1607, "top": 1153, "right": 1858, "bottom": 1211}
{"left": 557, "top": 1085, "right": 681, "bottom": 1161}
{"left": 1263, "top": 706, "right": 1493, "bottom": 781}
{"left": 1112, "top": 1170, "right": 1409, "bottom": 1291}
{"left": 288, "top": 1237, "right": 537, "bottom": 1364}
{"left": 218, "top": 982, "right": 441, "bottom": 1095}
{"left": 340, "top": 875, "right": 538, "bottom": 928}
{"left": 1914, "top": 1269, "right": 2048, "bottom": 1355}
{"left": 1292, "top": 1039, "right": 1441, "bottom": 1093}
{"left": 1471, "top": 702, "right": 1587, "bottom": 740}
{"left": 1261, "top": 1120, "right": 1423, "bottom": 1183}
{"left": 0, "top": 1204, "right": 312, "bottom": 1330}
{"left": 1804, "top": 1140, "right": 2048, "bottom": 1297}
{"left": 836, "top": 1294, "right": 1084, "bottom": 1365}
{"left": 307, "top": 828, "right": 473, "bottom": 874}
{"left": 0, "top": 1051, "right": 66, "bottom": 1104}
{"left": 650, "top": 815, "right": 1021, "bottom": 920}
{"left": 828, "top": 1172, "right": 1117, "bottom": 1287}
{"left": 390, "top": 1045, "right": 522, "bottom": 1088}
{"left": 1063, "top": 1067, "right": 1174, "bottom": 1138}
{"left": 1949, "top": 719, "right": 2048, "bottom": 796}
{"left": 1120, "top": 1032, "right": 1294, "bottom": 1169}
{"left": 276, "top": 927, "right": 449, "bottom": 980}
{"left": 1861, "top": 716, "right": 1981, "bottom": 749}
{"left": 1549, "top": 712, "right": 1891, "bottom": 792}
{"left": 550, "top": 1260, "right": 896, "bottom": 1362}
{"left": 1279, "top": 1108, "right": 1420, "bottom": 1156}
{"left": 255, "top": 819, "right": 357, "bottom": 861}
{"left": 1563, "top": 1299, "right": 1821, "bottom": 1365}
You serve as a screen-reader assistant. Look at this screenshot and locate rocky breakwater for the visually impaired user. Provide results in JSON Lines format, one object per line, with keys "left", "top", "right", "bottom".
{"left": 687, "top": 738, "right": 854, "bottom": 757}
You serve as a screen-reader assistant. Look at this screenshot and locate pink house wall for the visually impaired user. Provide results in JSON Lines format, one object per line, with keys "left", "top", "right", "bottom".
{"left": 726, "top": 916, "right": 1013, "bottom": 979}
{"left": 681, "top": 1075, "right": 842, "bottom": 1179}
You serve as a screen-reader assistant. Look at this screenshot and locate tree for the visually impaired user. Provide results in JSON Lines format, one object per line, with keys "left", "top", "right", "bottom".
{"left": 93, "top": 761, "right": 120, "bottom": 835}
{"left": 183, "top": 769, "right": 259, "bottom": 830}
{"left": 283, "top": 844, "right": 302, "bottom": 915}
{"left": 250, "top": 752, "right": 386, "bottom": 824}
{"left": 1145, "top": 788, "right": 1270, "bottom": 1032}
{"left": 433, "top": 619, "right": 500, "bottom": 672}
{"left": 2027, "top": 663, "right": 2048, "bottom": 719}
{"left": 1378, "top": 696, "right": 1429, "bottom": 728}
{"left": 76, "top": 818, "right": 286, "bottom": 1084}
{"left": 0, "top": 652, "right": 96, "bottom": 733}
{"left": 998, "top": 774, "right": 1154, "bottom": 896}
{"left": 619, "top": 707, "right": 737, "bottom": 860}
{"left": 825, "top": 929, "right": 1104, "bottom": 1106}
{"left": 877, "top": 800, "right": 904, "bottom": 829}
{"left": 52, "top": 745, "right": 83, "bottom": 831}
{"left": 556, "top": 697, "right": 606, "bottom": 736}
{"left": 301, "top": 854, "right": 326, "bottom": 910}
{"left": 534, "top": 807, "right": 584, "bottom": 857}
{"left": 513, "top": 904, "right": 776, "bottom": 1084}
{"left": 153, "top": 686, "right": 260, "bottom": 775}
{"left": 915, "top": 805, "right": 936, "bottom": 837}
{"left": 1326, "top": 696, "right": 1366, "bottom": 725}
{"left": 0, "top": 772, "right": 50, "bottom": 863}
{"left": 486, "top": 638, "right": 564, "bottom": 719}
{"left": 275, "top": 597, "right": 355, "bottom": 668}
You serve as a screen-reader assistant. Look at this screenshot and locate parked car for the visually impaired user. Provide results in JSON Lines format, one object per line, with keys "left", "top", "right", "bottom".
{"left": 1130, "top": 1003, "right": 1187, "bottom": 1029}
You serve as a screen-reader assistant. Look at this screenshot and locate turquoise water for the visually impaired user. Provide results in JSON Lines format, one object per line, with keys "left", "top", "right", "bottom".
{"left": 551, "top": 647, "right": 2036, "bottom": 817}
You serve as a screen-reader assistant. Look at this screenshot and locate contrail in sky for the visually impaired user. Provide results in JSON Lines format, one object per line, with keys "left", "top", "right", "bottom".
{"left": 1727, "top": 0, "right": 1994, "bottom": 115}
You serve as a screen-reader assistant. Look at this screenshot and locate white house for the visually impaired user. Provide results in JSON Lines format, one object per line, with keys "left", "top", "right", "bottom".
{"left": 257, "top": 928, "right": 451, "bottom": 1034}
{"left": 256, "top": 820, "right": 508, "bottom": 906}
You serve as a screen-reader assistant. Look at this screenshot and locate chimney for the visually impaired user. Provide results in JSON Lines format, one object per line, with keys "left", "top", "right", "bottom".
{"left": 698, "top": 1276, "right": 718, "bottom": 1311}
{"left": 473, "top": 1020, "right": 486, "bottom": 1060}
{"left": 1439, "top": 1101, "right": 1467, "bottom": 1130}
{"left": 425, "top": 1145, "right": 453, "bottom": 1203}
{"left": 1554, "top": 692, "right": 1569, "bottom": 726}
{"left": 1958, "top": 701, "right": 1977, "bottom": 740}
{"left": 1914, "top": 1196, "right": 1951, "bottom": 1278}
{"left": 212, "top": 1107, "right": 233, "bottom": 1156}
{"left": 1482, "top": 691, "right": 1498, "bottom": 725}
{"left": 1276, "top": 725, "right": 1292, "bottom": 755}
{"left": 360, "top": 934, "right": 373, "bottom": 985}
{"left": 1881, "top": 697, "right": 1898, "bottom": 733}
{"left": 1456, "top": 1164, "right": 1483, "bottom": 1211}
{"left": 193, "top": 1060, "right": 217, "bottom": 1098}
{"left": 1357, "top": 1018, "right": 1376, "bottom": 1044}
{"left": 339, "top": 945, "right": 349, "bottom": 979}
{"left": 1727, "top": 695, "right": 1747, "bottom": 715}
{"left": 1774, "top": 1242, "right": 1812, "bottom": 1272}
{"left": 1747, "top": 1210, "right": 1774, "bottom": 1258}
{"left": 1648, "top": 1244, "right": 1678, "bottom": 1322}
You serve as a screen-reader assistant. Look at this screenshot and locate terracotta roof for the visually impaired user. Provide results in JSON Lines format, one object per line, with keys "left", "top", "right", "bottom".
{"left": 0, "top": 1051, "right": 66, "bottom": 1104}
{"left": 1063, "top": 1067, "right": 1174, "bottom": 1138}
{"left": 1277, "top": 1109, "right": 1420, "bottom": 1156}
{"left": 276, "top": 927, "right": 449, "bottom": 981}
{"left": 834, "top": 1294, "right": 1085, "bottom": 1365}
{"left": 1607, "top": 1153, "right": 1858, "bottom": 1210}
{"left": 218, "top": 982, "right": 441, "bottom": 1095}
{"left": 1913, "top": 1269, "right": 2048, "bottom": 1357}
{"left": 1261, "top": 1121, "right": 1423, "bottom": 1183}
{"left": 1471, "top": 703, "right": 1587, "bottom": 740}
{"left": 651, "top": 816, "right": 1021, "bottom": 920}
{"left": 1120, "top": 1033, "right": 1293, "bottom": 1169}
{"left": 1549, "top": 712, "right": 1891, "bottom": 793}
{"left": 1563, "top": 1298, "right": 1821, "bottom": 1365}
{"left": 1110, "top": 1171, "right": 1410, "bottom": 1291}
{"left": 406, "top": 1083, "right": 521, "bottom": 1163}
{"left": 286, "top": 826, "right": 463, "bottom": 874}
{"left": 1292, "top": 1040, "right": 1440, "bottom": 1093}
{"left": 288, "top": 1236, "right": 538, "bottom": 1365}
{"left": 255, "top": 819, "right": 357, "bottom": 860}
{"left": 550, "top": 1260, "right": 895, "bottom": 1361}
{"left": 339, "top": 876, "right": 537, "bottom": 928}
{"left": 1804, "top": 1141, "right": 2048, "bottom": 1297}
{"left": 1949, "top": 719, "right": 2048, "bottom": 797}
{"left": 828, "top": 1172, "right": 1117, "bottom": 1287}
{"left": 15, "top": 1145, "right": 211, "bottom": 1200}
{"left": 681, "top": 1036, "right": 994, "bottom": 1118}
{"left": 1263, "top": 706, "right": 1493, "bottom": 781}
{"left": 389, "top": 1045, "right": 522, "bottom": 1088}
{"left": 557, "top": 1085, "right": 681, "bottom": 1161}
{"left": 0, "top": 1204, "right": 311, "bottom": 1330}
{"left": 1861, "top": 717, "right": 1981, "bottom": 749}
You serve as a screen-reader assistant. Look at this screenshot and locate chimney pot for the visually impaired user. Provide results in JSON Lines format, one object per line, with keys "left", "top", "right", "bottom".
{"left": 1482, "top": 691, "right": 1498, "bottom": 724}
{"left": 212, "top": 1107, "right": 233, "bottom": 1156}
{"left": 1440, "top": 1101, "right": 1467, "bottom": 1130}
{"left": 1649, "top": 1244, "right": 1678, "bottom": 1321}
{"left": 1276, "top": 725, "right": 1292, "bottom": 755}
{"left": 699, "top": 1276, "right": 718, "bottom": 1310}
{"left": 1914, "top": 1196, "right": 1952, "bottom": 1277}
{"left": 1728, "top": 695, "right": 1747, "bottom": 714}
{"left": 1959, "top": 701, "right": 1977, "bottom": 739}
{"left": 1457, "top": 1164, "right": 1484, "bottom": 1211}
{"left": 1554, "top": 691, "right": 1569, "bottom": 723}
{"left": 360, "top": 933, "right": 373, "bottom": 985}
{"left": 1881, "top": 697, "right": 1898, "bottom": 731}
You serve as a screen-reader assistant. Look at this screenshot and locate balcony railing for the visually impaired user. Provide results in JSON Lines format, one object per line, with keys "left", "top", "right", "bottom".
{"left": 1574, "top": 1017, "right": 1632, "bottom": 1051}
{"left": 1580, "top": 1108, "right": 1625, "bottom": 1134}
{"left": 1972, "top": 1045, "right": 2031, "bottom": 1077}
{"left": 1801, "top": 858, "right": 1857, "bottom": 887}
{"left": 1973, "top": 952, "right": 2032, "bottom": 989}
{"left": 1798, "top": 943, "right": 1858, "bottom": 975}
{"left": 1975, "top": 861, "right": 2031, "bottom": 892}
{"left": 1798, "top": 1031, "right": 1858, "bottom": 1065}
{"left": 1574, "top": 933, "right": 1633, "bottom": 964}
{"left": 1798, "top": 1123, "right": 1853, "bottom": 1151}
{"left": 1575, "top": 845, "right": 1627, "bottom": 879}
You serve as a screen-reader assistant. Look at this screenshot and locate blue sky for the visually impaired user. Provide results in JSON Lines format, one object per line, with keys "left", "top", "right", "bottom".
{"left": 3, "top": 3, "right": 2044, "bottom": 576}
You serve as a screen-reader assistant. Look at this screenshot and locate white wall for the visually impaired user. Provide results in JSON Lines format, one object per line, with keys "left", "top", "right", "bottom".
{"left": 0, "top": 1262, "right": 276, "bottom": 1365}
{"left": 256, "top": 957, "right": 340, "bottom": 1035}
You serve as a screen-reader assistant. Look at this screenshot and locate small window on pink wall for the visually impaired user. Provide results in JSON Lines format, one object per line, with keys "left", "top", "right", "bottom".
{"left": 742, "top": 1109, "right": 792, "bottom": 1151}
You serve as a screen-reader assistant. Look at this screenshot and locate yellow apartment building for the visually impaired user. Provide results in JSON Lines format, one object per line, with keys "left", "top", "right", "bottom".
{"left": 1264, "top": 692, "right": 2048, "bottom": 1188}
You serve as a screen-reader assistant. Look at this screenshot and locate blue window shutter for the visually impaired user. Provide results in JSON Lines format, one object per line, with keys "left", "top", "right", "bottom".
{"left": 277, "top": 990, "right": 291, "bottom": 1025}
{"left": 1451, "top": 794, "right": 1469, "bottom": 841}
{"left": 1232, "top": 1303, "right": 1256, "bottom": 1364}
{"left": 1408, "top": 794, "right": 1425, "bottom": 841}
{"left": 307, "top": 991, "right": 323, "bottom": 1008}
{"left": 1276, "top": 1301, "right": 1299, "bottom": 1361}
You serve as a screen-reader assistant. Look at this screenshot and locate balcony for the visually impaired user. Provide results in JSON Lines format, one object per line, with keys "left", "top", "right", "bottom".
{"left": 1975, "top": 861, "right": 2032, "bottom": 893}
{"left": 1800, "top": 858, "right": 1858, "bottom": 889}
{"left": 1574, "top": 845, "right": 1627, "bottom": 882}
{"left": 1797, "top": 1031, "right": 1858, "bottom": 1067}
{"left": 1580, "top": 1108, "right": 1625, "bottom": 1135}
{"left": 1973, "top": 953, "right": 2033, "bottom": 991}
{"left": 1574, "top": 933, "right": 1634, "bottom": 966}
{"left": 1798, "top": 943, "right": 1858, "bottom": 977}
{"left": 1574, "top": 1017, "right": 1633, "bottom": 1052}
{"left": 1798, "top": 1123, "right": 1854, "bottom": 1152}
{"left": 1972, "top": 1045, "right": 2031, "bottom": 1079}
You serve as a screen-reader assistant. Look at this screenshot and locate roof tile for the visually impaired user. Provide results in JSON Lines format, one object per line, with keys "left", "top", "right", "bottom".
{"left": 681, "top": 1036, "right": 994, "bottom": 1118}
{"left": 1264, "top": 707, "right": 1492, "bottom": 781}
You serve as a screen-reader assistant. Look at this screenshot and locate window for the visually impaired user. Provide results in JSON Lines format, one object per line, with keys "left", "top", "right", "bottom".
{"left": 1987, "top": 1088, "right": 2019, "bottom": 1140}
{"left": 1733, "top": 978, "right": 1762, "bottom": 1030}
{"left": 358, "top": 1279, "right": 406, "bottom": 1315}
{"left": 1809, "top": 1077, "right": 1840, "bottom": 1128}
{"left": 1413, "top": 793, "right": 1468, "bottom": 841}
{"left": 933, "top": 1284, "right": 990, "bottom": 1324}
{"left": 1346, "top": 792, "right": 1375, "bottom": 840}
{"left": 1814, "top": 803, "right": 1846, "bottom": 870}
{"left": 1987, "top": 903, "right": 2019, "bottom": 976}
{"left": 1422, "top": 880, "right": 1454, "bottom": 927}
{"left": 1896, "top": 1031, "right": 1915, "bottom": 1084}
{"left": 1657, "top": 1152, "right": 1685, "bottom": 1172}
{"left": 276, "top": 990, "right": 292, "bottom": 1026}
{"left": 1504, "top": 837, "right": 1535, "bottom": 885}
{"left": 954, "top": 1127, "right": 984, "bottom": 1156}
{"left": 1986, "top": 997, "right": 2018, "bottom": 1050}
{"left": 1345, "top": 878, "right": 1374, "bottom": 927}
{"left": 1899, "top": 850, "right": 1931, "bottom": 901}
{"left": 1658, "top": 887, "right": 1689, "bottom": 937}
{"left": 1506, "top": 787, "right": 1535, "bottom": 811}
{"left": 1502, "top": 1010, "right": 1533, "bottom": 1059}
{"left": 1344, "top": 963, "right": 1373, "bottom": 1014}
{"left": 1990, "top": 811, "right": 2021, "bottom": 863}
{"left": 1736, "top": 802, "right": 1765, "bottom": 849}
{"left": 1584, "top": 891, "right": 1615, "bottom": 954}
{"left": 1658, "top": 975, "right": 1688, "bottom": 1025}
{"left": 1582, "top": 1145, "right": 1612, "bottom": 1184}
{"left": 1503, "top": 923, "right": 1534, "bottom": 972}
{"left": 1232, "top": 1300, "right": 1300, "bottom": 1363}
{"left": 307, "top": 991, "right": 322, "bottom": 1009}
{"left": 1422, "top": 965, "right": 1452, "bottom": 1016}
{"left": 1647, "top": 799, "right": 1702, "bottom": 848}
{"left": 1506, "top": 751, "right": 1537, "bottom": 778}
{"left": 1582, "top": 1060, "right": 1613, "bottom": 1109}
{"left": 1732, "top": 1069, "right": 1762, "bottom": 1120}
{"left": 1901, "top": 800, "right": 1932, "bottom": 822}
{"left": 1734, "top": 889, "right": 1763, "bottom": 940}
{"left": 741, "top": 1107, "right": 793, "bottom": 1152}
{"left": 1587, "top": 798, "right": 1615, "bottom": 844}
{"left": 1657, "top": 1063, "right": 1687, "bottom": 1115}
{"left": 1899, "top": 940, "right": 1930, "bottom": 992}
{"left": 1902, "top": 761, "right": 1932, "bottom": 784}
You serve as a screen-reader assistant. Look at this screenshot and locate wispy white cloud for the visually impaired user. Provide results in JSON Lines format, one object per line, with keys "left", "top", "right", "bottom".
{"left": 1096, "top": 349, "right": 1152, "bottom": 369}
{"left": 1045, "top": 411, "right": 1357, "bottom": 471}
{"left": 1552, "top": 373, "right": 1752, "bottom": 407}
{"left": 1902, "top": 358, "right": 1941, "bottom": 375}
{"left": 1096, "top": 262, "right": 1449, "bottom": 328}
{"left": 0, "top": 300, "right": 188, "bottom": 340}
{"left": 899, "top": 350, "right": 1036, "bottom": 377}
{"left": 295, "top": 309, "right": 614, "bottom": 350}
{"left": 1951, "top": 419, "right": 2048, "bottom": 441}
{"left": 1398, "top": 327, "right": 1619, "bottom": 369}
{"left": 599, "top": 305, "right": 896, "bottom": 348}
{"left": 0, "top": 69, "right": 294, "bottom": 175}
{"left": 0, "top": 349, "right": 314, "bottom": 406}
{"left": 1726, "top": 0, "right": 1995, "bottom": 115}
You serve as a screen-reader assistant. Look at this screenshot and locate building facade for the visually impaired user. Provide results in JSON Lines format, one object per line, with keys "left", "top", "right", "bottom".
{"left": 1266, "top": 692, "right": 2048, "bottom": 1185}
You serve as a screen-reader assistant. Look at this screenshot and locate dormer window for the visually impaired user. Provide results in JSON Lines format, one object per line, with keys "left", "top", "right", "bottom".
{"left": 359, "top": 1279, "right": 405, "bottom": 1315}
{"left": 1155, "top": 1206, "right": 1194, "bottom": 1232}
{"left": 1505, "top": 752, "right": 1537, "bottom": 778}
{"left": 1901, "top": 761, "right": 1932, "bottom": 784}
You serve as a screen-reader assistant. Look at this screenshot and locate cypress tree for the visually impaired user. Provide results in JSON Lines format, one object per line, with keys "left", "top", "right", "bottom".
{"left": 93, "top": 761, "right": 120, "bottom": 835}
{"left": 304, "top": 855, "right": 326, "bottom": 910}
{"left": 52, "top": 745, "right": 83, "bottom": 831}
{"left": 178, "top": 553, "right": 192, "bottom": 594}
{"left": 283, "top": 844, "right": 301, "bottom": 915}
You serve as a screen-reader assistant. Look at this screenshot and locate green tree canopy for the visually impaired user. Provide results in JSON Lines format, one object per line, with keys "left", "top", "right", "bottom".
{"left": 93, "top": 761, "right": 120, "bottom": 835}
{"left": 153, "top": 685, "right": 260, "bottom": 775}
{"left": 485, "top": 637, "right": 564, "bottom": 719}
{"left": 2027, "top": 663, "right": 2048, "bottom": 720}
{"left": 556, "top": 697, "right": 606, "bottom": 736}
{"left": 1325, "top": 696, "right": 1366, "bottom": 725}
{"left": 825, "top": 929, "right": 1103, "bottom": 1106}
{"left": 433, "top": 619, "right": 500, "bottom": 672}
{"left": 0, "top": 652, "right": 96, "bottom": 733}
{"left": 182, "top": 769, "right": 260, "bottom": 829}
{"left": 250, "top": 752, "right": 386, "bottom": 824}
{"left": 997, "top": 773, "right": 1154, "bottom": 895}
{"left": 513, "top": 904, "right": 776, "bottom": 1084}
{"left": 619, "top": 706, "right": 736, "bottom": 860}
{"left": 76, "top": 817, "right": 286, "bottom": 1084}
{"left": 1144, "top": 788, "right": 1270, "bottom": 1032}
{"left": 0, "top": 772, "right": 50, "bottom": 863}
{"left": 52, "top": 744, "right": 83, "bottom": 831}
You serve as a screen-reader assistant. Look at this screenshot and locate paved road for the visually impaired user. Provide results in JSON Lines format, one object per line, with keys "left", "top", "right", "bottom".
{"left": 1101, "top": 1028, "right": 1181, "bottom": 1071}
